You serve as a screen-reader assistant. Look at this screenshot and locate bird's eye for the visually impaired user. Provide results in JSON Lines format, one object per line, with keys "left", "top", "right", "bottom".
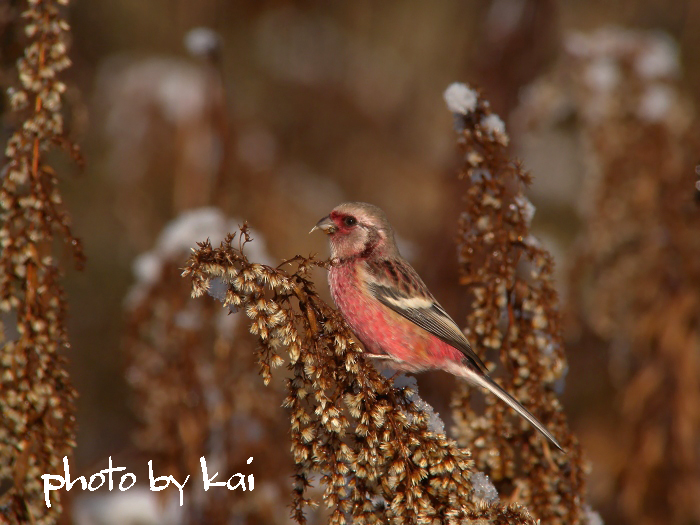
{"left": 343, "top": 216, "right": 357, "bottom": 227}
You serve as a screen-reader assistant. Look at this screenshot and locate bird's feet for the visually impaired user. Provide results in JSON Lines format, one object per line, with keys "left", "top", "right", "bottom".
{"left": 365, "top": 355, "right": 411, "bottom": 382}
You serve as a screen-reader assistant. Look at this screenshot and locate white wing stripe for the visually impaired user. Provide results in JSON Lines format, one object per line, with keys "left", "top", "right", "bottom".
{"left": 380, "top": 294, "right": 434, "bottom": 309}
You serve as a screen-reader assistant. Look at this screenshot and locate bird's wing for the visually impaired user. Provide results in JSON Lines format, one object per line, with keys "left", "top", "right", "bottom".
{"left": 365, "top": 258, "right": 489, "bottom": 374}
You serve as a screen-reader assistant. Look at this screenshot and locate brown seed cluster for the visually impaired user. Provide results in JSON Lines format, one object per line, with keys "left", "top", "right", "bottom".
{"left": 1, "top": 0, "right": 82, "bottom": 523}
{"left": 123, "top": 211, "right": 291, "bottom": 524}
{"left": 522, "top": 28, "right": 700, "bottom": 525}
{"left": 184, "top": 227, "right": 540, "bottom": 525}
{"left": 444, "top": 83, "right": 587, "bottom": 524}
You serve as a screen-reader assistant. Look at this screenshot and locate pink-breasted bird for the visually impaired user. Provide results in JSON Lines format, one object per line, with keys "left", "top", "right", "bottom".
{"left": 311, "top": 202, "right": 563, "bottom": 451}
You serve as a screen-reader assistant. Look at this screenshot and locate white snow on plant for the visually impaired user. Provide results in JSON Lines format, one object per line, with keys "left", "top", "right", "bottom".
{"left": 154, "top": 65, "right": 210, "bottom": 125}
{"left": 207, "top": 275, "right": 230, "bottom": 303}
{"left": 523, "top": 234, "right": 542, "bottom": 249}
{"left": 481, "top": 114, "right": 506, "bottom": 136}
{"left": 470, "top": 471, "right": 499, "bottom": 503}
{"left": 565, "top": 27, "right": 635, "bottom": 59}
{"left": 567, "top": 27, "right": 678, "bottom": 82}
{"left": 635, "top": 34, "right": 679, "bottom": 79}
{"left": 392, "top": 373, "right": 416, "bottom": 390}
{"left": 637, "top": 84, "right": 673, "bottom": 122}
{"left": 444, "top": 82, "right": 478, "bottom": 115}
{"left": 583, "top": 504, "right": 604, "bottom": 525}
{"left": 73, "top": 488, "right": 183, "bottom": 525}
{"left": 562, "top": 27, "right": 683, "bottom": 126}
{"left": 411, "top": 392, "right": 446, "bottom": 436}
{"left": 554, "top": 364, "right": 569, "bottom": 395}
{"left": 184, "top": 27, "right": 221, "bottom": 58}
{"left": 584, "top": 57, "right": 620, "bottom": 93}
{"left": 466, "top": 150, "right": 485, "bottom": 168}
{"left": 480, "top": 113, "right": 509, "bottom": 145}
{"left": 128, "top": 208, "right": 273, "bottom": 306}
{"left": 393, "top": 374, "right": 446, "bottom": 435}
{"left": 514, "top": 195, "right": 536, "bottom": 226}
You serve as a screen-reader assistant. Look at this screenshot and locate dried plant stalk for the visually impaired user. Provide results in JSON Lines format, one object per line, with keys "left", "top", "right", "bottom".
{"left": 123, "top": 209, "right": 291, "bottom": 524}
{"left": 184, "top": 228, "right": 540, "bottom": 525}
{"left": 1, "top": 0, "right": 83, "bottom": 523}
{"left": 520, "top": 28, "right": 700, "bottom": 525}
{"left": 444, "top": 83, "right": 587, "bottom": 525}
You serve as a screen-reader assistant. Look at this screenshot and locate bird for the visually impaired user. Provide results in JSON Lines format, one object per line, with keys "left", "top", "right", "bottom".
{"left": 311, "top": 201, "right": 563, "bottom": 452}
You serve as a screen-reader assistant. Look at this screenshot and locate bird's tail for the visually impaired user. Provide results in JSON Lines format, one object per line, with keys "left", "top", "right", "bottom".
{"left": 445, "top": 362, "right": 564, "bottom": 452}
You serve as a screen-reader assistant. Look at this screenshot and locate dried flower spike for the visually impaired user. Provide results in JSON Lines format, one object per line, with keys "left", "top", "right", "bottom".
{"left": 445, "top": 82, "right": 588, "bottom": 525}
{"left": 1, "top": 1, "right": 83, "bottom": 523}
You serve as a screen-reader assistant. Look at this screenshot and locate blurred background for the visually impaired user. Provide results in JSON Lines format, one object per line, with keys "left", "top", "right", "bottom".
{"left": 2, "top": 0, "right": 699, "bottom": 524}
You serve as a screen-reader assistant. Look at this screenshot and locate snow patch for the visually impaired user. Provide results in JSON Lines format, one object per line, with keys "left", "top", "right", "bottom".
{"left": 73, "top": 488, "right": 183, "bottom": 525}
{"left": 394, "top": 374, "right": 446, "bottom": 435}
{"left": 514, "top": 195, "right": 536, "bottom": 226}
{"left": 444, "top": 82, "right": 478, "bottom": 115}
{"left": 637, "top": 84, "right": 673, "bottom": 122}
{"left": 481, "top": 114, "right": 506, "bottom": 136}
{"left": 583, "top": 504, "right": 604, "bottom": 525}
{"left": 584, "top": 57, "right": 620, "bottom": 93}
{"left": 635, "top": 34, "right": 679, "bottom": 79}
{"left": 470, "top": 471, "right": 499, "bottom": 503}
{"left": 127, "top": 208, "right": 273, "bottom": 307}
{"left": 184, "top": 27, "right": 221, "bottom": 59}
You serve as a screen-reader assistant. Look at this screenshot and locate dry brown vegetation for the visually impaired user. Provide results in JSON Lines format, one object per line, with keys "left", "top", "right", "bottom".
{"left": 518, "top": 28, "right": 700, "bottom": 525}
{"left": 182, "top": 227, "right": 541, "bottom": 524}
{"left": 1, "top": 0, "right": 83, "bottom": 522}
{"left": 446, "top": 85, "right": 586, "bottom": 525}
{"left": 2, "top": 2, "right": 700, "bottom": 525}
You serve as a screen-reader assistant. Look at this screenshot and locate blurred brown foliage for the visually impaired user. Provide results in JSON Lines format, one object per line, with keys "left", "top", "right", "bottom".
{"left": 518, "top": 27, "right": 700, "bottom": 525}
{"left": 2, "top": 1, "right": 700, "bottom": 524}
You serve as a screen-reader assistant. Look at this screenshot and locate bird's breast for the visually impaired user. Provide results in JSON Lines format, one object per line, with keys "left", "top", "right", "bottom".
{"left": 329, "top": 262, "right": 448, "bottom": 371}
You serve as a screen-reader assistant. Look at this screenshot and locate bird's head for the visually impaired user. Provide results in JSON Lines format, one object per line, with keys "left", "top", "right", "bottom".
{"left": 311, "top": 202, "right": 399, "bottom": 260}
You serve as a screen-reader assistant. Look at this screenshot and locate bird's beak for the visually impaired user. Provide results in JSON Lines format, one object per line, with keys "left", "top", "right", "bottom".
{"left": 310, "top": 215, "right": 337, "bottom": 235}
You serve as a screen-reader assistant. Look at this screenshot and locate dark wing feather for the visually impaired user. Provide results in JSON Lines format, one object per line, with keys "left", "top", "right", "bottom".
{"left": 366, "top": 258, "right": 489, "bottom": 374}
